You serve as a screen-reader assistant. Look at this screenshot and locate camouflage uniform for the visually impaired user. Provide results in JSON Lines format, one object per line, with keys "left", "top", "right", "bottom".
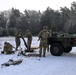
{"left": 25, "top": 30, "right": 32, "bottom": 50}
{"left": 38, "top": 26, "right": 50, "bottom": 57}
{"left": 15, "top": 30, "right": 21, "bottom": 51}
{"left": 3, "top": 42, "right": 14, "bottom": 54}
{"left": 43, "top": 26, "right": 52, "bottom": 52}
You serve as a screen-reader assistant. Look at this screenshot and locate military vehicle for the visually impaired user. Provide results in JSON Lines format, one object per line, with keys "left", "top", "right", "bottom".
{"left": 47, "top": 32, "right": 76, "bottom": 56}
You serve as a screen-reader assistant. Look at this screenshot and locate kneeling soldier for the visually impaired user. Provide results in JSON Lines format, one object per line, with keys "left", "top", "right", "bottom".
{"left": 2, "top": 42, "right": 14, "bottom": 54}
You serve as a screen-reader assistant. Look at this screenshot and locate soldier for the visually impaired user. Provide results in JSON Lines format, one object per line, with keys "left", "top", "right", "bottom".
{"left": 45, "top": 26, "right": 52, "bottom": 52}
{"left": 38, "top": 26, "right": 50, "bottom": 57}
{"left": 15, "top": 30, "right": 21, "bottom": 51}
{"left": 3, "top": 42, "right": 14, "bottom": 54}
{"left": 25, "top": 30, "right": 32, "bottom": 50}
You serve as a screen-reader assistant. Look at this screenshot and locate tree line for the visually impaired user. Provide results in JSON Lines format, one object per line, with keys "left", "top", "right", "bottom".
{"left": 0, "top": 1, "right": 76, "bottom": 36}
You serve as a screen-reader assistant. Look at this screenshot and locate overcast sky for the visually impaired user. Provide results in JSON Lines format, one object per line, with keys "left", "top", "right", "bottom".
{"left": 0, "top": 0, "right": 75, "bottom": 12}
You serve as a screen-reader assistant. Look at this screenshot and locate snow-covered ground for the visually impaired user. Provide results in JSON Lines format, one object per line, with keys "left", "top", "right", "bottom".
{"left": 0, "top": 37, "right": 76, "bottom": 75}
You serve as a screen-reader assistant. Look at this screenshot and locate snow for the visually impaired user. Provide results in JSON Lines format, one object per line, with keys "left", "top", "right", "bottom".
{"left": 0, "top": 37, "right": 76, "bottom": 75}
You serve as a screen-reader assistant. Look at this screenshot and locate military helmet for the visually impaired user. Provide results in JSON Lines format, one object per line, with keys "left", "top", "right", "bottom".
{"left": 18, "top": 29, "right": 21, "bottom": 32}
{"left": 4, "top": 42, "right": 8, "bottom": 44}
{"left": 43, "top": 26, "right": 48, "bottom": 29}
{"left": 26, "top": 29, "right": 30, "bottom": 32}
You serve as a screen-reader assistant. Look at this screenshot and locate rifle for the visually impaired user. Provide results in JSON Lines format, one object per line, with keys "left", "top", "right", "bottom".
{"left": 21, "top": 34, "right": 28, "bottom": 48}
{"left": 11, "top": 45, "right": 16, "bottom": 49}
{"left": 10, "top": 44, "right": 19, "bottom": 51}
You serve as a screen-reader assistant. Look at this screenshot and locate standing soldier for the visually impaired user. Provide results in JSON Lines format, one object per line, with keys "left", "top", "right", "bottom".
{"left": 45, "top": 26, "right": 52, "bottom": 52}
{"left": 25, "top": 30, "right": 32, "bottom": 50}
{"left": 38, "top": 26, "right": 50, "bottom": 57}
{"left": 15, "top": 30, "right": 21, "bottom": 51}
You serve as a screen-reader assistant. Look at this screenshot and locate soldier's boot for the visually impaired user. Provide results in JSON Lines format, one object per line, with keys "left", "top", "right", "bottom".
{"left": 39, "top": 54, "right": 42, "bottom": 57}
{"left": 15, "top": 46, "right": 19, "bottom": 51}
{"left": 43, "top": 52, "right": 45, "bottom": 57}
{"left": 1, "top": 51, "right": 4, "bottom": 54}
{"left": 47, "top": 49, "right": 49, "bottom": 52}
{"left": 27, "top": 46, "right": 29, "bottom": 50}
{"left": 47, "top": 45, "right": 49, "bottom": 52}
{"left": 12, "top": 51, "right": 15, "bottom": 54}
{"left": 43, "top": 49, "right": 46, "bottom": 57}
{"left": 15, "top": 48, "right": 17, "bottom": 51}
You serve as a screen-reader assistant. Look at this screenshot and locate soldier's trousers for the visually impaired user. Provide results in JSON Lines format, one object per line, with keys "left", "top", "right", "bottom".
{"left": 27, "top": 40, "right": 32, "bottom": 50}
{"left": 16, "top": 41, "right": 20, "bottom": 50}
{"left": 47, "top": 45, "right": 50, "bottom": 52}
{"left": 39, "top": 46, "right": 46, "bottom": 57}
